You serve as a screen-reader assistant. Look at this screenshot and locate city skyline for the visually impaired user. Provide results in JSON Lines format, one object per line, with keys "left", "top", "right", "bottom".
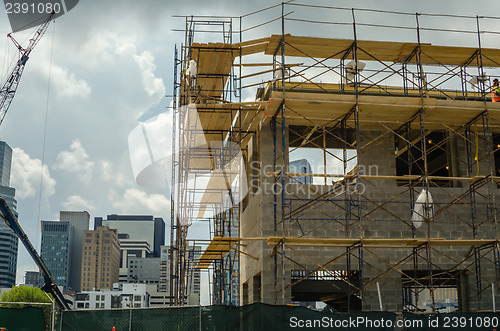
{"left": 15, "top": 209, "right": 169, "bottom": 290}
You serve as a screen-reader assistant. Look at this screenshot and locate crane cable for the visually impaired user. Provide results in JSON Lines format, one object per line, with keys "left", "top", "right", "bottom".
{"left": 34, "top": 20, "right": 55, "bottom": 263}
{"left": 1, "top": 37, "right": 7, "bottom": 80}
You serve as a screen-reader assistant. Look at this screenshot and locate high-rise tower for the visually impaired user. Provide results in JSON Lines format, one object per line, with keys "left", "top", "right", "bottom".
{"left": 0, "top": 141, "right": 17, "bottom": 288}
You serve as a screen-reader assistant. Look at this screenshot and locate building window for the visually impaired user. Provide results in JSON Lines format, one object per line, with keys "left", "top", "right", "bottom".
{"left": 288, "top": 126, "right": 357, "bottom": 185}
{"left": 395, "top": 130, "right": 458, "bottom": 187}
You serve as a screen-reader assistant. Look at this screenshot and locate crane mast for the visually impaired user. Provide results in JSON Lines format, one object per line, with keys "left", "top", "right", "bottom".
{"left": 0, "top": 12, "right": 54, "bottom": 126}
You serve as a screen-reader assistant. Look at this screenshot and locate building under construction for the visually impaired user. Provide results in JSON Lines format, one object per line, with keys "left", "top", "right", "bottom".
{"left": 170, "top": 3, "right": 500, "bottom": 312}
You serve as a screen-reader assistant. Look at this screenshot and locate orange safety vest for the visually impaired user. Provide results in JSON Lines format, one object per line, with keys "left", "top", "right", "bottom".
{"left": 492, "top": 86, "right": 500, "bottom": 102}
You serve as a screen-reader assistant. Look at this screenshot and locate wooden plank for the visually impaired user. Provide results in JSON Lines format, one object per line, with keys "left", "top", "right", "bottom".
{"left": 263, "top": 34, "right": 500, "bottom": 67}
{"left": 234, "top": 37, "right": 270, "bottom": 48}
{"left": 196, "top": 237, "right": 239, "bottom": 269}
{"left": 239, "top": 42, "right": 269, "bottom": 56}
{"left": 189, "top": 42, "right": 237, "bottom": 100}
{"left": 260, "top": 90, "right": 500, "bottom": 130}
{"left": 196, "top": 101, "right": 268, "bottom": 110}
{"left": 266, "top": 236, "right": 498, "bottom": 247}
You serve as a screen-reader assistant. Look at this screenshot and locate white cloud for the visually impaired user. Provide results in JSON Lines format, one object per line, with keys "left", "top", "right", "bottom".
{"left": 111, "top": 188, "right": 170, "bottom": 215}
{"left": 111, "top": 37, "right": 165, "bottom": 97}
{"left": 115, "top": 40, "right": 137, "bottom": 56}
{"left": 50, "top": 65, "right": 92, "bottom": 98}
{"left": 80, "top": 31, "right": 124, "bottom": 68}
{"left": 11, "top": 148, "right": 56, "bottom": 199}
{"left": 61, "top": 195, "right": 95, "bottom": 211}
{"left": 101, "top": 161, "right": 113, "bottom": 181}
{"left": 133, "top": 50, "right": 165, "bottom": 97}
{"left": 99, "top": 160, "right": 131, "bottom": 187}
{"left": 34, "top": 58, "right": 91, "bottom": 98}
{"left": 54, "top": 140, "right": 95, "bottom": 181}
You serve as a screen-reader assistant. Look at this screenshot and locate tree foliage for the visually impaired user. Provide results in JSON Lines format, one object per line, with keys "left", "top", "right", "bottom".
{"left": 0, "top": 285, "right": 51, "bottom": 306}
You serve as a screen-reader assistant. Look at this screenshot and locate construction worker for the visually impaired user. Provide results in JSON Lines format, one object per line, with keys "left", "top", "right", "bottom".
{"left": 492, "top": 78, "right": 500, "bottom": 102}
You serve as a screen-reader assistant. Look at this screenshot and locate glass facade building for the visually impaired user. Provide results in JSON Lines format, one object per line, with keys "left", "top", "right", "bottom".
{"left": 40, "top": 221, "right": 72, "bottom": 290}
{"left": 60, "top": 211, "right": 89, "bottom": 291}
{"left": 0, "top": 141, "right": 17, "bottom": 288}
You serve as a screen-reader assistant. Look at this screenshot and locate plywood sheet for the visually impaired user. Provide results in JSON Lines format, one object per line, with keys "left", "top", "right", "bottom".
{"left": 266, "top": 236, "right": 498, "bottom": 247}
{"left": 264, "top": 34, "right": 500, "bottom": 67}
{"left": 262, "top": 90, "right": 500, "bottom": 132}
{"left": 190, "top": 43, "right": 235, "bottom": 99}
{"left": 196, "top": 237, "right": 239, "bottom": 269}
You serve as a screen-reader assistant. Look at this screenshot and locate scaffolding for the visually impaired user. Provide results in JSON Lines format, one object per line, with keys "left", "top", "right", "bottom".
{"left": 170, "top": 15, "right": 249, "bottom": 305}
{"left": 172, "top": 3, "right": 500, "bottom": 311}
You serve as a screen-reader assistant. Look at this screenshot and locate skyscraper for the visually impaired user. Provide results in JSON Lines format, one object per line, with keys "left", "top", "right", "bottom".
{"left": 60, "top": 211, "right": 89, "bottom": 291}
{"left": 0, "top": 141, "right": 13, "bottom": 187}
{"left": 94, "top": 215, "right": 165, "bottom": 257}
{"left": 0, "top": 206, "right": 18, "bottom": 287}
{"left": 0, "top": 141, "right": 17, "bottom": 289}
{"left": 81, "top": 226, "right": 120, "bottom": 291}
{"left": 40, "top": 221, "right": 72, "bottom": 289}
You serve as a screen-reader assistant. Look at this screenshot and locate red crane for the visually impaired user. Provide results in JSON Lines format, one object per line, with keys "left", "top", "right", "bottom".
{"left": 0, "top": 12, "right": 54, "bottom": 126}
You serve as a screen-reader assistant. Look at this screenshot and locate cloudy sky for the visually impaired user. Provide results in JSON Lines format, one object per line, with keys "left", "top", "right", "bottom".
{"left": 0, "top": 0, "right": 496, "bottom": 288}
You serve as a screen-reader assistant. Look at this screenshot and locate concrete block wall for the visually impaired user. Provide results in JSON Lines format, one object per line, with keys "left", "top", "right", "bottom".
{"left": 239, "top": 119, "right": 500, "bottom": 311}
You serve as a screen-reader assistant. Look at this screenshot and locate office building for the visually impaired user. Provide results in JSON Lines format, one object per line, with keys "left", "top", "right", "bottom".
{"left": 0, "top": 141, "right": 17, "bottom": 289}
{"left": 159, "top": 246, "right": 171, "bottom": 293}
{"left": 158, "top": 245, "right": 200, "bottom": 305}
{"left": 24, "top": 271, "right": 40, "bottom": 287}
{"left": 127, "top": 257, "right": 160, "bottom": 284}
{"left": 60, "top": 211, "right": 89, "bottom": 291}
{"left": 75, "top": 283, "right": 149, "bottom": 309}
{"left": 40, "top": 221, "right": 72, "bottom": 289}
{"left": 81, "top": 226, "right": 120, "bottom": 291}
{"left": 94, "top": 215, "right": 165, "bottom": 257}
{"left": 0, "top": 141, "right": 12, "bottom": 187}
{"left": 148, "top": 286, "right": 172, "bottom": 307}
{"left": 0, "top": 218, "right": 17, "bottom": 288}
{"left": 289, "top": 159, "right": 313, "bottom": 184}
{"left": 117, "top": 234, "right": 151, "bottom": 282}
